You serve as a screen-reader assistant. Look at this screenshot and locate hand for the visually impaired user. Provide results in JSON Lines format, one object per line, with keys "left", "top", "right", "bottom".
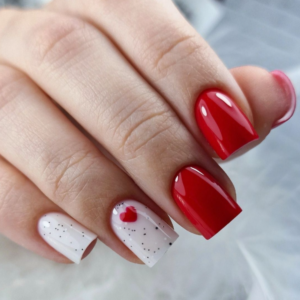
{"left": 0, "top": 0, "right": 296, "bottom": 267}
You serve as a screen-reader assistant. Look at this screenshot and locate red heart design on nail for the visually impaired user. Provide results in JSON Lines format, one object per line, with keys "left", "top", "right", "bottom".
{"left": 120, "top": 206, "right": 137, "bottom": 222}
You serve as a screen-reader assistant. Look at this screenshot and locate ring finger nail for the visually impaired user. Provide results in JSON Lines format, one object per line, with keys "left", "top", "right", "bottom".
{"left": 111, "top": 200, "right": 179, "bottom": 268}
{"left": 38, "top": 213, "right": 97, "bottom": 264}
{"left": 195, "top": 89, "right": 259, "bottom": 160}
{"left": 172, "top": 166, "right": 242, "bottom": 240}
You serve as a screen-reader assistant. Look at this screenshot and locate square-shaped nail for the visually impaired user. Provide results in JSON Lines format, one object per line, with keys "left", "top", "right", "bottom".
{"left": 172, "top": 166, "right": 242, "bottom": 239}
{"left": 195, "top": 89, "right": 259, "bottom": 159}
{"left": 111, "top": 200, "right": 179, "bottom": 268}
{"left": 38, "top": 212, "right": 97, "bottom": 264}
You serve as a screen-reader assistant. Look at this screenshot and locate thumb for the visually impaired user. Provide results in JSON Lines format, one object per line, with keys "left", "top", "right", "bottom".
{"left": 227, "top": 66, "right": 297, "bottom": 159}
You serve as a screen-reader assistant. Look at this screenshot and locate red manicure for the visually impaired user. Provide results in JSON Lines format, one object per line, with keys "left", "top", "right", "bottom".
{"left": 270, "top": 70, "right": 297, "bottom": 129}
{"left": 195, "top": 89, "right": 259, "bottom": 160}
{"left": 172, "top": 166, "right": 242, "bottom": 239}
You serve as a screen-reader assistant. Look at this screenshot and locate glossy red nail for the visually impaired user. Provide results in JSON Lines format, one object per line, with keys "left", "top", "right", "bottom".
{"left": 172, "top": 166, "right": 242, "bottom": 239}
{"left": 195, "top": 89, "right": 259, "bottom": 160}
{"left": 270, "top": 70, "right": 297, "bottom": 129}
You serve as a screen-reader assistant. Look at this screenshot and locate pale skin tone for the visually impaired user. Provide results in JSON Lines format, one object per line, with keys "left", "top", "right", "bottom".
{"left": 0, "top": 0, "right": 292, "bottom": 265}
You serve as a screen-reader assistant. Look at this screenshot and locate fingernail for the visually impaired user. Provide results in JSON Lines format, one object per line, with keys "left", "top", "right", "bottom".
{"left": 172, "top": 166, "right": 242, "bottom": 240}
{"left": 110, "top": 200, "right": 179, "bottom": 268}
{"left": 195, "top": 89, "right": 259, "bottom": 160}
{"left": 270, "top": 70, "right": 297, "bottom": 129}
{"left": 38, "top": 212, "right": 97, "bottom": 264}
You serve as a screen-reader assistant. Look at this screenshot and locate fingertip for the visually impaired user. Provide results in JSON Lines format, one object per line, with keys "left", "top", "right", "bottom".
{"left": 270, "top": 70, "right": 297, "bottom": 129}
{"left": 230, "top": 66, "right": 296, "bottom": 137}
{"left": 81, "top": 239, "right": 97, "bottom": 260}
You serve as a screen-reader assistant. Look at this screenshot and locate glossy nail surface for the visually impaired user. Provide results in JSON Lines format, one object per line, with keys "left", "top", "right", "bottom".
{"left": 172, "top": 166, "right": 242, "bottom": 240}
{"left": 271, "top": 70, "right": 297, "bottom": 129}
{"left": 195, "top": 89, "right": 259, "bottom": 160}
{"left": 38, "top": 212, "right": 97, "bottom": 264}
{"left": 111, "top": 200, "right": 178, "bottom": 268}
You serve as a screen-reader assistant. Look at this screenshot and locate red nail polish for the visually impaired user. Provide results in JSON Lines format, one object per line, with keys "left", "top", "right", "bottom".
{"left": 270, "top": 70, "right": 297, "bottom": 129}
{"left": 172, "top": 166, "right": 242, "bottom": 239}
{"left": 195, "top": 89, "right": 259, "bottom": 160}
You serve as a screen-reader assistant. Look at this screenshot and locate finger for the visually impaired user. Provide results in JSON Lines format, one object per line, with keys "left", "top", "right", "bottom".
{"left": 47, "top": 0, "right": 259, "bottom": 160}
{"left": 0, "top": 10, "right": 240, "bottom": 240}
{"left": 0, "top": 156, "right": 97, "bottom": 264}
{"left": 231, "top": 66, "right": 296, "bottom": 136}
{"left": 0, "top": 63, "right": 178, "bottom": 267}
{"left": 223, "top": 66, "right": 297, "bottom": 159}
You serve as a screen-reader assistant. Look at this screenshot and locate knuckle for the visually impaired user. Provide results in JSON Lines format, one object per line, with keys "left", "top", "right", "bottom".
{"left": 112, "top": 97, "right": 176, "bottom": 160}
{"left": 0, "top": 66, "right": 27, "bottom": 115}
{"left": 28, "top": 15, "right": 93, "bottom": 68}
{"left": 0, "top": 164, "right": 35, "bottom": 228}
{"left": 144, "top": 33, "right": 206, "bottom": 78}
{"left": 41, "top": 147, "right": 99, "bottom": 204}
{"left": 0, "top": 172, "right": 19, "bottom": 223}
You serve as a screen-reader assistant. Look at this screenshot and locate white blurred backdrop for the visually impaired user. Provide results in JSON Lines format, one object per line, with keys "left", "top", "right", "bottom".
{"left": 0, "top": 0, "right": 299, "bottom": 299}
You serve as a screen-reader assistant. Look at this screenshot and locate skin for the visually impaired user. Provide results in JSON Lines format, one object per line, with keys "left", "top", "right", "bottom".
{"left": 0, "top": 0, "right": 293, "bottom": 265}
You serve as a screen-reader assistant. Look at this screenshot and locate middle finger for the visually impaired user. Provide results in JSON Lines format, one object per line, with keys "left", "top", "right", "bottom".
{"left": 0, "top": 9, "right": 241, "bottom": 238}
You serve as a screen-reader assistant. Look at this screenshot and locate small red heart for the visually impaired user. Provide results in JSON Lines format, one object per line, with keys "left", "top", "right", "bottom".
{"left": 120, "top": 206, "right": 137, "bottom": 222}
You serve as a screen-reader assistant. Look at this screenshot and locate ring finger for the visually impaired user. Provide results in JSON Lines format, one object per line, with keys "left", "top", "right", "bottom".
{"left": 0, "top": 64, "right": 178, "bottom": 267}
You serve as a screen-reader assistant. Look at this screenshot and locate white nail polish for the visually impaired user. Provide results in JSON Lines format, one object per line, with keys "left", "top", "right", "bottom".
{"left": 38, "top": 212, "right": 97, "bottom": 264}
{"left": 111, "top": 200, "right": 179, "bottom": 268}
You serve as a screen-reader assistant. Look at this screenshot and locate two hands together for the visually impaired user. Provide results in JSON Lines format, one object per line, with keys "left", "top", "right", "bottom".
{"left": 0, "top": 0, "right": 296, "bottom": 267}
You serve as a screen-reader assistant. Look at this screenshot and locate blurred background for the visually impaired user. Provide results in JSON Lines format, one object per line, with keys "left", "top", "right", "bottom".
{"left": 0, "top": 0, "right": 299, "bottom": 299}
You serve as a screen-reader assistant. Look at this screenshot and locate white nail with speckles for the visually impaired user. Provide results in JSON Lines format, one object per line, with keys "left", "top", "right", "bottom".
{"left": 111, "top": 200, "right": 179, "bottom": 268}
{"left": 38, "top": 212, "right": 97, "bottom": 264}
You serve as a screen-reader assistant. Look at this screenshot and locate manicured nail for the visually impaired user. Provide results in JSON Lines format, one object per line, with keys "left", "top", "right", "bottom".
{"left": 172, "top": 166, "right": 242, "bottom": 240}
{"left": 38, "top": 212, "right": 97, "bottom": 264}
{"left": 111, "top": 200, "right": 179, "bottom": 268}
{"left": 195, "top": 89, "right": 259, "bottom": 160}
{"left": 270, "top": 70, "right": 297, "bottom": 129}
